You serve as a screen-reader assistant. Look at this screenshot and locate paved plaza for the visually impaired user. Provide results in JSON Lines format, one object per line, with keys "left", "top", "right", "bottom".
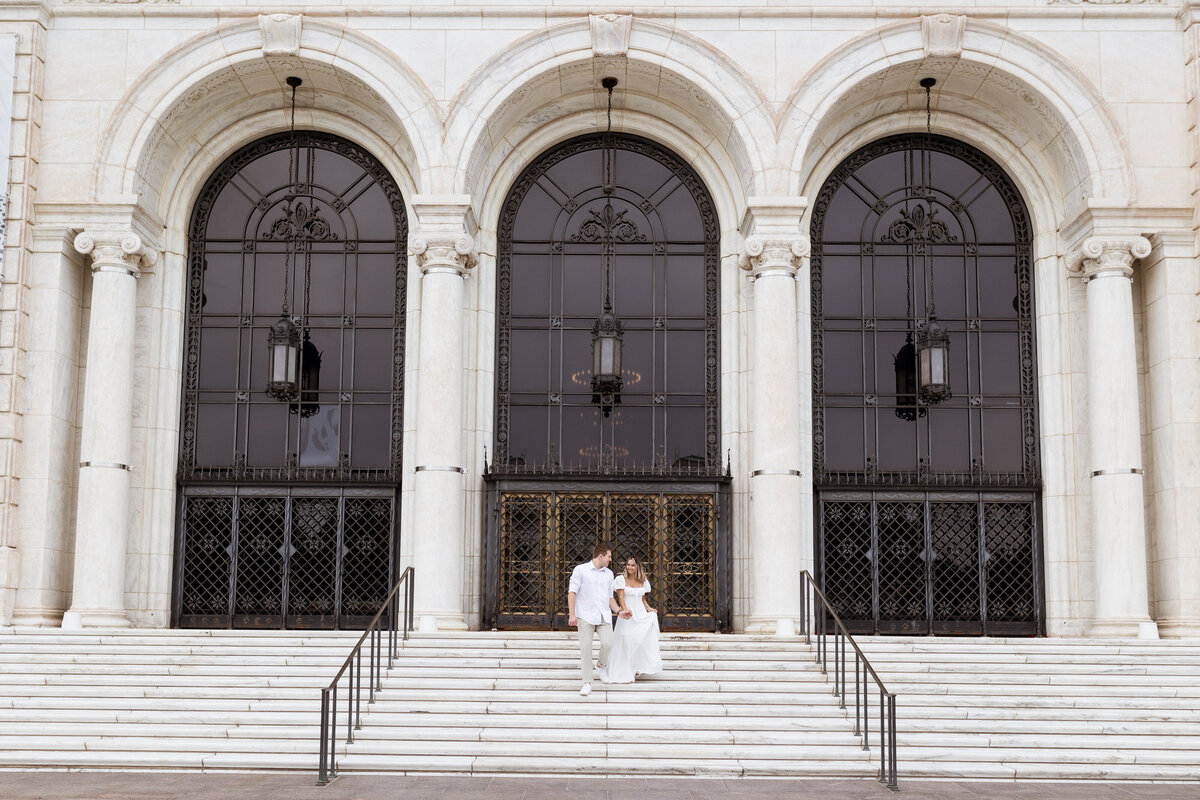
{"left": 0, "top": 774, "right": 1197, "bottom": 800}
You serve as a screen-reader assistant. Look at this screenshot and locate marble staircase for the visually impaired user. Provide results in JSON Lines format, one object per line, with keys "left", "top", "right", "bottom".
{"left": 0, "top": 628, "right": 1197, "bottom": 782}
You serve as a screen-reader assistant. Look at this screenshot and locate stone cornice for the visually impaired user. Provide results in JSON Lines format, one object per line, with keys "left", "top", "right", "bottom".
{"left": 409, "top": 234, "right": 477, "bottom": 277}
{"left": 73, "top": 230, "right": 158, "bottom": 275}
{"left": 1066, "top": 236, "right": 1152, "bottom": 281}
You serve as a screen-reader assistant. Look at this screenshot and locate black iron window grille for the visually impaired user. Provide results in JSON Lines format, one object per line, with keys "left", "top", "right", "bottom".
{"left": 493, "top": 133, "right": 722, "bottom": 478}
{"left": 811, "top": 134, "right": 1043, "bottom": 636}
{"left": 175, "top": 132, "right": 408, "bottom": 630}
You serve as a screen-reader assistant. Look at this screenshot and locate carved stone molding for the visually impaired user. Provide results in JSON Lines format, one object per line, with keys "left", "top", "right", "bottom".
{"left": 1048, "top": 0, "right": 1161, "bottom": 5}
{"left": 590, "top": 14, "right": 632, "bottom": 57}
{"left": 260, "top": 14, "right": 303, "bottom": 58}
{"left": 1067, "top": 236, "right": 1152, "bottom": 281}
{"left": 74, "top": 230, "right": 158, "bottom": 275}
{"left": 409, "top": 234, "right": 477, "bottom": 277}
{"left": 922, "top": 15, "right": 967, "bottom": 59}
{"left": 739, "top": 236, "right": 809, "bottom": 279}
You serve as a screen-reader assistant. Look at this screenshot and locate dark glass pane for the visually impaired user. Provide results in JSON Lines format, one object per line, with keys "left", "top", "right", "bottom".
{"left": 511, "top": 254, "right": 552, "bottom": 317}
{"left": 929, "top": 152, "right": 979, "bottom": 199}
{"left": 510, "top": 330, "right": 549, "bottom": 393}
{"left": 236, "top": 149, "right": 290, "bottom": 198}
{"left": 982, "top": 409, "right": 1022, "bottom": 472}
{"left": 665, "top": 406, "right": 705, "bottom": 465}
{"left": 663, "top": 331, "right": 703, "bottom": 394}
{"left": 251, "top": 251, "right": 289, "bottom": 315}
{"left": 978, "top": 257, "right": 1019, "bottom": 318}
{"left": 305, "top": 255, "right": 346, "bottom": 316}
{"left": 824, "top": 408, "right": 865, "bottom": 472}
{"left": 562, "top": 253, "right": 602, "bottom": 316}
{"left": 201, "top": 253, "right": 243, "bottom": 315}
{"left": 246, "top": 403, "right": 288, "bottom": 466}
{"left": 208, "top": 181, "right": 257, "bottom": 240}
{"left": 306, "top": 327, "right": 340, "bottom": 394}
{"left": 930, "top": 253, "right": 967, "bottom": 317}
{"left": 853, "top": 151, "right": 905, "bottom": 200}
{"left": 877, "top": 409, "right": 917, "bottom": 472}
{"left": 347, "top": 183, "right": 396, "bottom": 240}
{"left": 824, "top": 332, "right": 864, "bottom": 395}
{"left": 980, "top": 332, "right": 1021, "bottom": 395}
{"left": 622, "top": 330, "right": 653, "bottom": 396}
{"left": 612, "top": 255, "right": 653, "bottom": 317}
{"left": 545, "top": 149, "right": 599, "bottom": 196}
{"left": 655, "top": 184, "right": 703, "bottom": 240}
{"left": 351, "top": 404, "right": 389, "bottom": 467}
{"left": 299, "top": 405, "right": 341, "bottom": 467}
{"left": 820, "top": 256, "right": 862, "bottom": 318}
{"left": 613, "top": 150, "right": 672, "bottom": 199}
{"left": 872, "top": 255, "right": 911, "bottom": 318}
{"left": 352, "top": 329, "right": 392, "bottom": 392}
{"left": 514, "top": 183, "right": 562, "bottom": 240}
{"left": 561, "top": 330, "right": 591, "bottom": 395}
{"left": 928, "top": 409, "right": 970, "bottom": 472}
{"left": 969, "top": 185, "right": 1015, "bottom": 243}
{"left": 562, "top": 405, "right": 598, "bottom": 467}
{"left": 612, "top": 406, "right": 654, "bottom": 464}
{"left": 507, "top": 405, "right": 548, "bottom": 465}
{"left": 195, "top": 404, "right": 235, "bottom": 465}
{"left": 199, "top": 328, "right": 238, "bottom": 390}
{"left": 822, "top": 186, "right": 873, "bottom": 243}
{"left": 665, "top": 255, "right": 704, "bottom": 317}
{"left": 354, "top": 254, "right": 397, "bottom": 316}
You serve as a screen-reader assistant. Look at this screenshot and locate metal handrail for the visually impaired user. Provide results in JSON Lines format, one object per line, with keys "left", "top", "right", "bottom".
{"left": 317, "top": 566, "right": 415, "bottom": 785}
{"left": 799, "top": 570, "right": 898, "bottom": 791}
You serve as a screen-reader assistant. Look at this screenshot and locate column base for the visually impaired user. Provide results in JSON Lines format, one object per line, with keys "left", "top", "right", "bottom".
{"left": 10, "top": 607, "right": 65, "bottom": 627}
{"left": 415, "top": 612, "right": 469, "bottom": 633}
{"left": 744, "top": 616, "right": 799, "bottom": 637}
{"left": 1151, "top": 619, "right": 1200, "bottom": 639}
{"left": 1089, "top": 617, "right": 1159, "bottom": 639}
{"left": 61, "top": 607, "right": 131, "bottom": 629}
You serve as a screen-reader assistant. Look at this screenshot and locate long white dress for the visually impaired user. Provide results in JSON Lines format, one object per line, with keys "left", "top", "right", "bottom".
{"left": 603, "top": 576, "right": 663, "bottom": 683}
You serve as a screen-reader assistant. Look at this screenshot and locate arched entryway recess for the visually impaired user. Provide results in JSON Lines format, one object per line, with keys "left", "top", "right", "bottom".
{"left": 811, "top": 133, "right": 1044, "bottom": 636}
{"left": 483, "top": 133, "right": 730, "bottom": 632}
{"left": 172, "top": 131, "right": 409, "bottom": 629}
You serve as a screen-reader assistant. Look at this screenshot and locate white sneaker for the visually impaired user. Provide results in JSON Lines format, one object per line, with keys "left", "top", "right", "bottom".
{"left": 579, "top": 683, "right": 592, "bottom": 696}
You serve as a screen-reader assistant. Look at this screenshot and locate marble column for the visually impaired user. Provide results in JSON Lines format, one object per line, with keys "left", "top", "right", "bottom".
{"left": 1069, "top": 236, "right": 1158, "bottom": 639}
{"left": 409, "top": 230, "right": 475, "bottom": 632}
{"left": 741, "top": 232, "right": 809, "bottom": 636}
{"left": 62, "top": 231, "right": 157, "bottom": 629}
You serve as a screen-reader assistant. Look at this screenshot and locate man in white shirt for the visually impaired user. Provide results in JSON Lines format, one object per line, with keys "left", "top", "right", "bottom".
{"left": 568, "top": 542, "right": 630, "bottom": 696}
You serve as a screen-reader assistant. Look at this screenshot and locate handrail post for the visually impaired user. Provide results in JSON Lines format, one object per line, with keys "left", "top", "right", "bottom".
{"left": 317, "top": 689, "right": 330, "bottom": 785}
{"left": 330, "top": 685, "right": 338, "bottom": 779}
{"left": 888, "top": 693, "right": 898, "bottom": 790}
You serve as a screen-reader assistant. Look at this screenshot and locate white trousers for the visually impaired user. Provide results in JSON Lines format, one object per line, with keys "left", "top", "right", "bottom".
{"left": 577, "top": 620, "right": 613, "bottom": 684}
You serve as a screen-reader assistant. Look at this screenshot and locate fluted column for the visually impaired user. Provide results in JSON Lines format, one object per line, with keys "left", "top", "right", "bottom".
{"left": 409, "top": 229, "right": 476, "bottom": 632}
{"left": 62, "top": 231, "right": 157, "bottom": 629}
{"left": 741, "top": 232, "right": 809, "bottom": 636}
{"left": 1068, "top": 236, "right": 1158, "bottom": 638}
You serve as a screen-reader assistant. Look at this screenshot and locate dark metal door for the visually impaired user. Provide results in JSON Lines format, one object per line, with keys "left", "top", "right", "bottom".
{"left": 819, "top": 491, "right": 1041, "bottom": 635}
{"left": 484, "top": 482, "right": 731, "bottom": 632}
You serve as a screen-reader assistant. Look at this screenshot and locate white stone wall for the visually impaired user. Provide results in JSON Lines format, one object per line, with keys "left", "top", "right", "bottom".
{"left": 0, "top": 1, "right": 1195, "bottom": 636}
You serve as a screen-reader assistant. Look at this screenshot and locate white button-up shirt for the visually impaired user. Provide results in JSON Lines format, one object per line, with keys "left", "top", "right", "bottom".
{"left": 568, "top": 561, "right": 614, "bottom": 626}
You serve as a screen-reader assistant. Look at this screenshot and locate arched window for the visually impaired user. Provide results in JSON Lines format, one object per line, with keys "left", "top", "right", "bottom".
{"left": 175, "top": 132, "right": 407, "bottom": 629}
{"left": 486, "top": 133, "right": 729, "bottom": 632}
{"left": 811, "top": 134, "right": 1042, "bottom": 636}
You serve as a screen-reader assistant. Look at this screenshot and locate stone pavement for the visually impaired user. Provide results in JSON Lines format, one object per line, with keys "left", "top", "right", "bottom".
{"left": 0, "top": 774, "right": 1197, "bottom": 800}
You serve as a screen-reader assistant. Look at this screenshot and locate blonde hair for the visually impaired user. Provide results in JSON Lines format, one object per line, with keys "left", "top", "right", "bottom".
{"left": 622, "top": 556, "right": 648, "bottom": 585}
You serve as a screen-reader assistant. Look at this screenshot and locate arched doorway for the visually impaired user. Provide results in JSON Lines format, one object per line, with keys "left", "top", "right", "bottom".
{"left": 173, "top": 132, "right": 408, "bottom": 629}
{"left": 811, "top": 134, "right": 1044, "bottom": 636}
{"left": 484, "top": 133, "right": 730, "bottom": 631}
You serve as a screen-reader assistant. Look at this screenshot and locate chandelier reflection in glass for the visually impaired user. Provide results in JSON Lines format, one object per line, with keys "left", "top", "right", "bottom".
{"left": 264, "top": 76, "right": 327, "bottom": 418}
{"left": 892, "top": 77, "right": 952, "bottom": 421}
{"left": 589, "top": 77, "right": 625, "bottom": 417}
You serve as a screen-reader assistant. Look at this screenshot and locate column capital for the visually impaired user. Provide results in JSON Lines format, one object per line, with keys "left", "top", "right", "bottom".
{"left": 409, "top": 234, "right": 478, "bottom": 276}
{"left": 74, "top": 230, "right": 158, "bottom": 275}
{"left": 739, "top": 235, "right": 809, "bottom": 279}
{"left": 1067, "top": 236, "right": 1151, "bottom": 281}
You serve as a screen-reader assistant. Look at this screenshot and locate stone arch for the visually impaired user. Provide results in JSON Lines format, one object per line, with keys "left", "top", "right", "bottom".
{"left": 95, "top": 17, "right": 442, "bottom": 228}
{"left": 781, "top": 18, "right": 1135, "bottom": 217}
{"left": 445, "top": 18, "right": 774, "bottom": 223}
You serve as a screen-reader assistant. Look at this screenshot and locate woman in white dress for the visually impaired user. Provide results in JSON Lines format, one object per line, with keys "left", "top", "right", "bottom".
{"left": 603, "top": 556, "right": 663, "bottom": 683}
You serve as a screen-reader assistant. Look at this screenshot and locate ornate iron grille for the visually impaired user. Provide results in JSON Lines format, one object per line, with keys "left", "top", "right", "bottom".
{"left": 811, "top": 134, "right": 1043, "bottom": 635}
{"left": 819, "top": 491, "right": 1041, "bottom": 636}
{"left": 493, "top": 133, "right": 721, "bottom": 478}
{"left": 486, "top": 485, "right": 729, "bottom": 632}
{"left": 174, "top": 132, "right": 407, "bottom": 630}
{"left": 176, "top": 487, "right": 395, "bottom": 629}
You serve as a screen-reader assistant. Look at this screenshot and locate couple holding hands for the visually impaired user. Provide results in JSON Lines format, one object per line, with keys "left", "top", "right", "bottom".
{"left": 567, "top": 542, "right": 663, "bottom": 696}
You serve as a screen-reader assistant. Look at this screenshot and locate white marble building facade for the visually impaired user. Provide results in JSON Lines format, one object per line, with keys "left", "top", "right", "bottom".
{"left": 0, "top": 0, "right": 1197, "bottom": 638}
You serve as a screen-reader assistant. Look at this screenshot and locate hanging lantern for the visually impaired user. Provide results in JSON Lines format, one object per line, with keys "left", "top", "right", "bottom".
{"left": 294, "top": 330, "right": 322, "bottom": 418}
{"left": 591, "top": 301, "right": 623, "bottom": 417}
{"left": 266, "top": 316, "right": 301, "bottom": 402}
{"left": 893, "top": 336, "right": 922, "bottom": 422}
{"left": 916, "top": 315, "right": 951, "bottom": 403}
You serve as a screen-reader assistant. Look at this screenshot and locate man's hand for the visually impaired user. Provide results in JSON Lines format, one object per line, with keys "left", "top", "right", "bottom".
{"left": 568, "top": 614, "right": 577, "bottom": 627}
